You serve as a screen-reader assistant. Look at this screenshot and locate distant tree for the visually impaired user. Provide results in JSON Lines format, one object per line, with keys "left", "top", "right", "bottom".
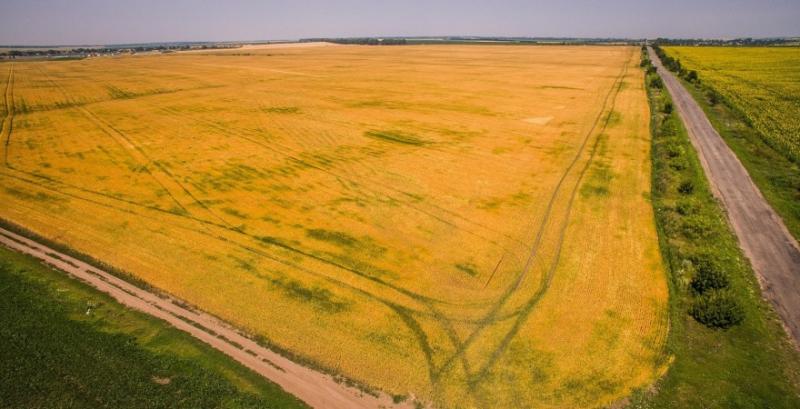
{"left": 302, "top": 37, "right": 407, "bottom": 46}
{"left": 653, "top": 37, "right": 795, "bottom": 46}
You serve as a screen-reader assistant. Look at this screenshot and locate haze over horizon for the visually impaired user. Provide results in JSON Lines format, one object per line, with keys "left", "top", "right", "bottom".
{"left": 1, "top": 0, "right": 799, "bottom": 46}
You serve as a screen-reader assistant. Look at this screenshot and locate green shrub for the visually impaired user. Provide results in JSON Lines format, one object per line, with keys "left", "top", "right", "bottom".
{"left": 690, "top": 290, "right": 744, "bottom": 329}
{"left": 650, "top": 77, "right": 664, "bottom": 89}
{"left": 662, "top": 101, "right": 673, "bottom": 114}
{"left": 669, "top": 157, "right": 688, "bottom": 171}
{"left": 665, "top": 142, "right": 684, "bottom": 158}
{"left": 675, "top": 199, "right": 700, "bottom": 216}
{"left": 680, "top": 214, "right": 716, "bottom": 240}
{"left": 659, "top": 116, "right": 678, "bottom": 136}
{"left": 678, "top": 180, "right": 694, "bottom": 195}
{"left": 690, "top": 255, "right": 729, "bottom": 293}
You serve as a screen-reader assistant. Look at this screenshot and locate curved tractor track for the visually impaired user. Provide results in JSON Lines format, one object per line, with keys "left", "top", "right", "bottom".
{"left": 432, "top": 53, "right": 633, "bottom": 392}
{"left": 2, "top": 65, "right": 14, "bottom": 165}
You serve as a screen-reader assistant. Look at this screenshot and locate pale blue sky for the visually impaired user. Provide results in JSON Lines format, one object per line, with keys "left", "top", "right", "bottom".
{"left": 1, "top": 0, "right": 798, "bottom": 46}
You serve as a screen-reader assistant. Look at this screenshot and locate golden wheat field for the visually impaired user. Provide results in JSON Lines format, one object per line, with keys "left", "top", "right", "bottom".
{"left": 0, "top": 44, "right": 668, "bottom": 408}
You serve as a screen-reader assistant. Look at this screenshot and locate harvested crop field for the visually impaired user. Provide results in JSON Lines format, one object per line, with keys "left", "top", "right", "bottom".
{"left": 0, "top": 45, "right": 667, "bottom": 408}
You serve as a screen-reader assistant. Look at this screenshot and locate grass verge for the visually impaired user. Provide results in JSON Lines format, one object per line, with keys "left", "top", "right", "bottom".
{"left": 629, "top": 50, "right": 800, "bottom": 408}
{"left": 0, "top": 245, "right": 308, "bottom": 409}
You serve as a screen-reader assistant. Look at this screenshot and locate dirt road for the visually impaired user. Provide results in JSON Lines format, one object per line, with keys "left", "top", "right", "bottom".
{"left": 0, "top": 226, "right": 414, "bottom": 409}
{"left": 648, "top": 47, "right": 800, "bottom": 344}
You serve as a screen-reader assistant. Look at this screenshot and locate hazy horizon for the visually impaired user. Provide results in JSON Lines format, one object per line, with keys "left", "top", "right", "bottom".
{"left": 1, "top": 0, "right": 799, "bottom": 46}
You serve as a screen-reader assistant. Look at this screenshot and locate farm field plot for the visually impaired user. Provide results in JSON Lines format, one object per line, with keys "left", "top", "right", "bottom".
{"left": 0, "top": 45, "right": 667, "bottom": 408}
{"left": 664, "top": 46, "right": 800, "bottom": 161}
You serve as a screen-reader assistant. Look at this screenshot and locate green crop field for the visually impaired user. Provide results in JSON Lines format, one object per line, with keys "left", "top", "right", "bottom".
{"left": 664, "top": 46, "right": 800, "bottom": 161}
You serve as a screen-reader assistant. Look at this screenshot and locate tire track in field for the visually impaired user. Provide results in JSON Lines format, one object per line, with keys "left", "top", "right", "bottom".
{"left": 1, "top": 166, "right": 453, "bottom": 382}
{"left": 471, "top": 60, "right": 632, "bottom": 383}
{"left": 155, "top": 102, "right": 526, "bottom": 315}
{"left": 2, "top": 160, "right": 462, "bottom": 386}
{"left": 0, "top": 105, "right": 459, "bottom": 311}
{"left": 42, "top": 58, "right": 523, "bottom": 290}
{"left": 79, "top": 107, "right": 235, "bottom": 228}
{"left": 35, "top": 62, "right": 524, "bottom": 282}
{"left": 166, "top": 107, "right": 527, "bottom": 338}
{"left": 0, "top": 93, "right": 451, "bottom": 316}
{"left": 432, "top": 52, "right": 632, "bottom": 386}
{"left": 0, "top": 170, "right": 440, "bottom": 319}
{"left": 158, "top": 104, "right": 526, "bottom": 249}
{"left": 34, "top": 65, "right": 237, "bottom": 231}
{"left": 28, "top": 65, "right": 193, "bottom": 217}
{"left": 150, "top": 104, "right": 510, "bottom": 373}
{"left": 1, "top": 65, "right": 14, "bottom": 167}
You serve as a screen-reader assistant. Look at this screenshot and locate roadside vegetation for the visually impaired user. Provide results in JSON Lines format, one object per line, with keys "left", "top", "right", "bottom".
{"left": 631, "top": 48, "right": 800, "bottom": 408}
{"left": 0, "top": 246, "right": 308, "bottom": 409}
{"left": 659, "top": 45, "right": 800, "bottom": 242}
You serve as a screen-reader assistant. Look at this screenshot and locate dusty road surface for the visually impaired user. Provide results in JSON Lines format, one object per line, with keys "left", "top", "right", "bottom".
{"left": 0, "top": 226, "right": 415, "bottom": 409}
{"left": 648, "top": 47, "right": 800, "bottom": 344}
